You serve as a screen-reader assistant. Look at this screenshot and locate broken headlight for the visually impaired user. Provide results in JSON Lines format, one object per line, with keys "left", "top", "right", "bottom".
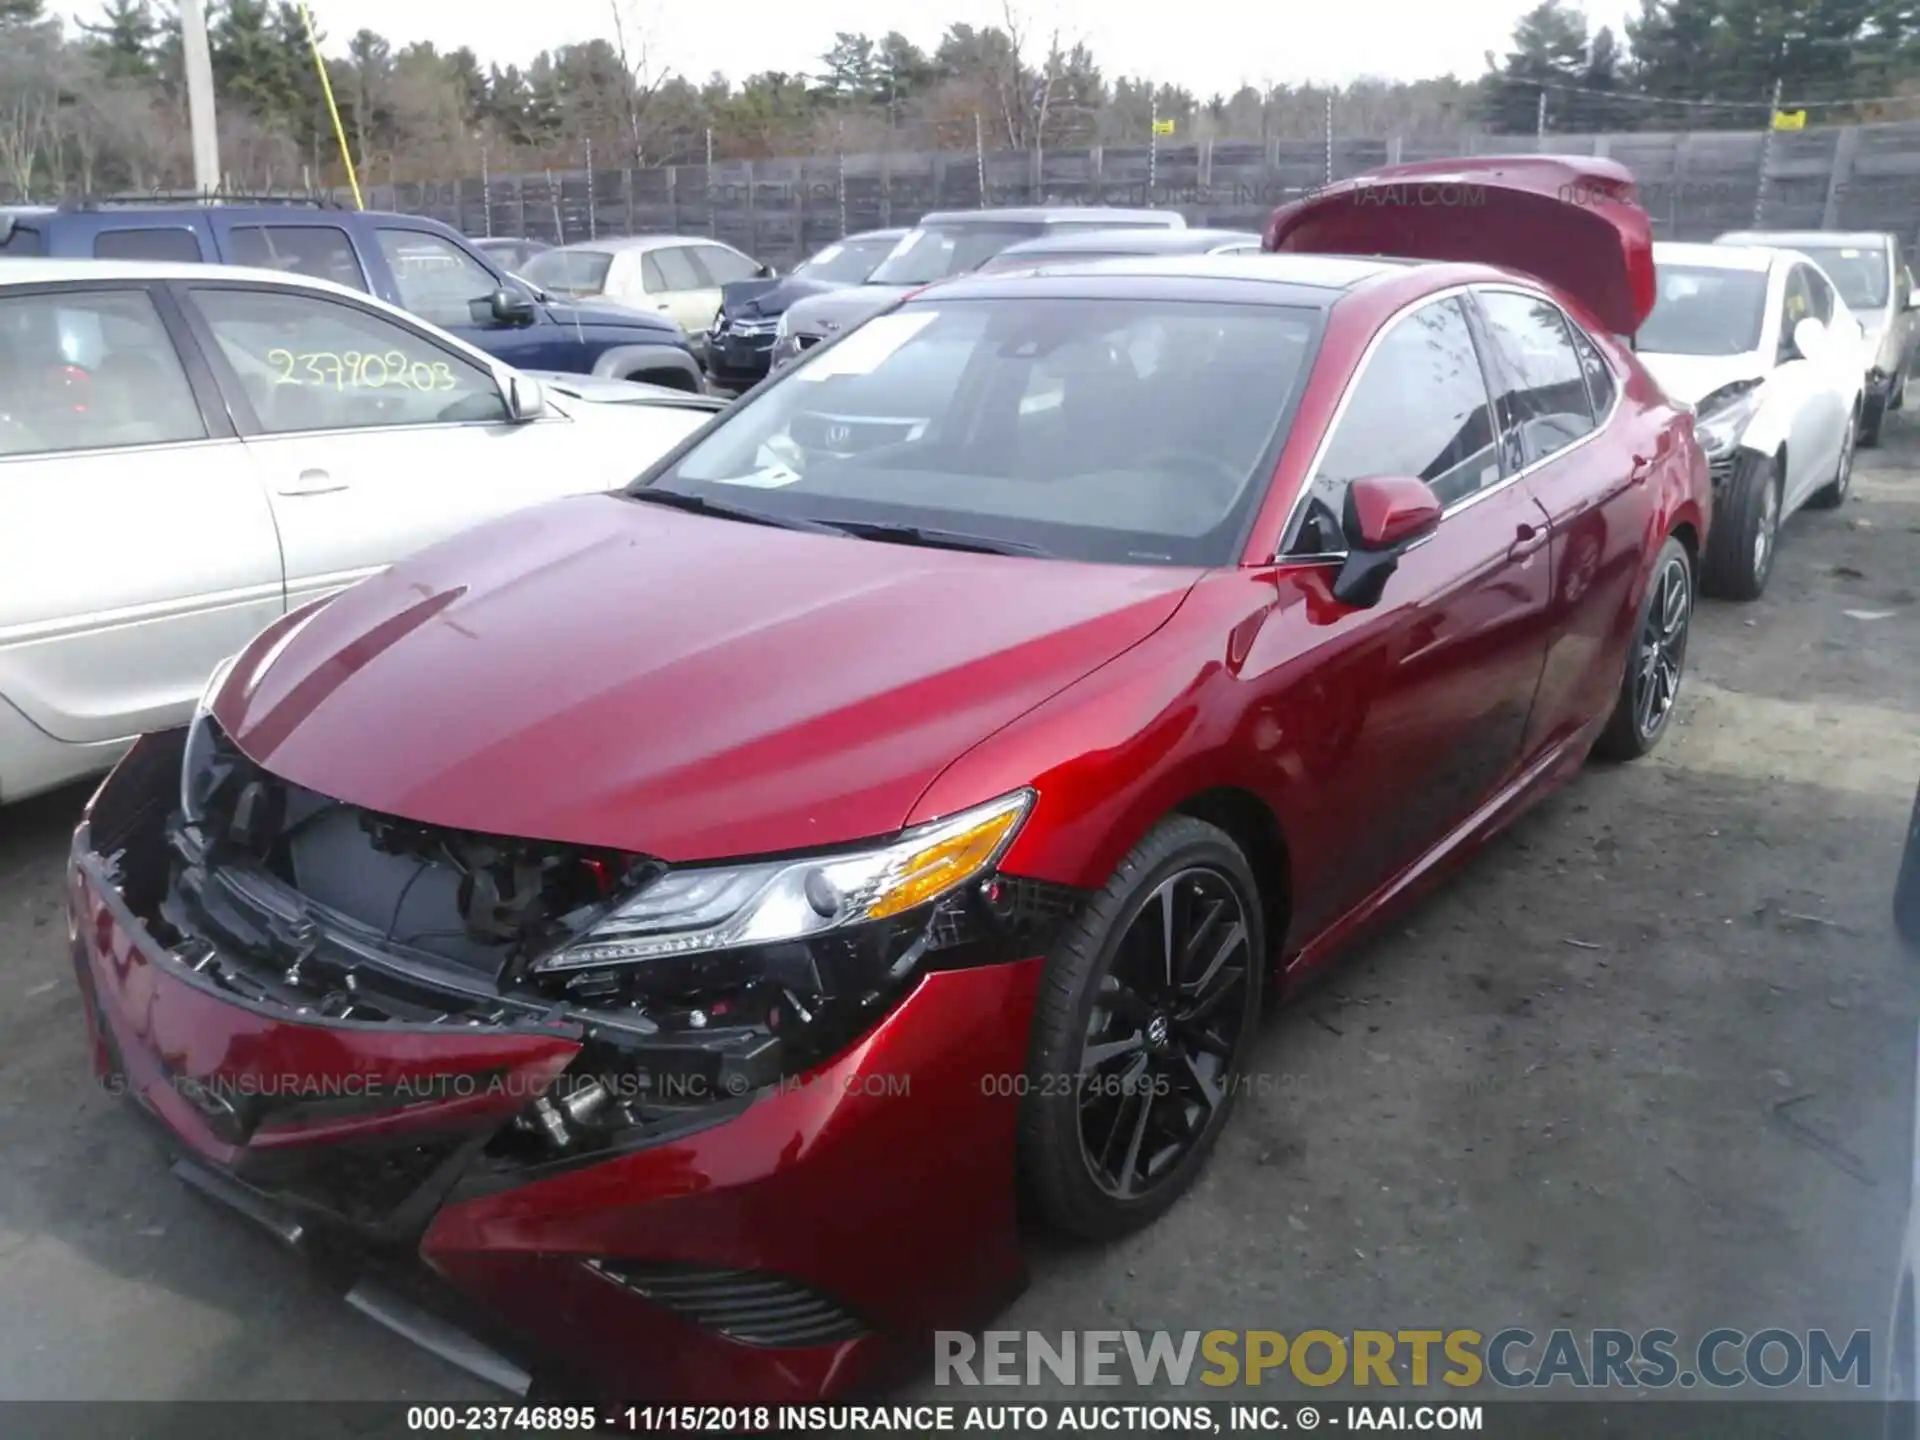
{"left": 180, "top": 653, "right": 241, "bottom": 825}
{"left": 1692, "top": 379, "right": 1764, "bottom": 460}
{"left": 535, "top": 788, "right": 1034, "bottom": 972}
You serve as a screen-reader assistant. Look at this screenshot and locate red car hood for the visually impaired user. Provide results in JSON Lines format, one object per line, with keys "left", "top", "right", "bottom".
{"left": 214, "top": 494, "right": 1198, "bottom": 860}
{"left": 1264, "top": 155, "right": 1657, "bottom": 336}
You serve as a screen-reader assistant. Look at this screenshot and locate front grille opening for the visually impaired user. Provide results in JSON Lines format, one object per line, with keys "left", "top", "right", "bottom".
{"left": 239, "top": 1133, "right": 473, "bottom": 1231}
{"left": 585, "top": 1260, "right": 868, "bottom": 1347}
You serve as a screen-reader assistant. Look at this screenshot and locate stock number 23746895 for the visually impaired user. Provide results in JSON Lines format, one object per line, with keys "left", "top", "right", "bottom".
{"left": 269, "top": 348, "right": 459, "bottom": 392}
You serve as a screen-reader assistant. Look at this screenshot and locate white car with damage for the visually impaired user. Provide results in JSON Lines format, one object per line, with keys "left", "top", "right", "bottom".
{"left": 1636, "top": 241, "right": 1867, "bottom": 601}
{"left": 0, "top": 259, "right": 723, "bottom": 805}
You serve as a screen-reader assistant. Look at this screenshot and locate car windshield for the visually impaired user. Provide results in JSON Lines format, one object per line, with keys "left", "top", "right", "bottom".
{"left": 1639, "top": 265, "right": 1769, "bottom": 356}
{"left": 522, "top": 249, "right": 613, "bottom": 297}
{"left": 796, "top": 237, "right": 897, "bottom": 284}
{"left": 865, "top": 223, "right": 1049, "bottom": 286}
{"left": 1793, "top": 244, "right": 1891, "bottom": 312}
{"left": 635, "top": 297, "right": 1321, "bottom": 566}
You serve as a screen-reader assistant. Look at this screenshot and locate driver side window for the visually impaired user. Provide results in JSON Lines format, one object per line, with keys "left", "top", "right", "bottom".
{"left": 185, "top": 287, "right": 509, "bottom": 436}
{"left": 1779, "top": 265, "right": 1817, "bottom": 363}
{"left": 375, "top": 230, "right": 501, "bottom": 330}
{"left": 1288, "top": 296, "right": 1500, "bottom": 555}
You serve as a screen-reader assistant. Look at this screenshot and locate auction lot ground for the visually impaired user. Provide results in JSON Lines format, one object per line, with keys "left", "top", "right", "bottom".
{"left": 1, "top": 428, "right": 1918, "bottom": 1403}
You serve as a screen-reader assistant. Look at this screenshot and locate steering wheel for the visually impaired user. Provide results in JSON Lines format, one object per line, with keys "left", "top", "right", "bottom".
{"left": 1137, "top": 448, "right": 1247, "bottom": 513}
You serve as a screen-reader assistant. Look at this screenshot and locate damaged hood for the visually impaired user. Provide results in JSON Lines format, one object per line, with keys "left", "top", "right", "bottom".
{"left": 1635, "top": 350, "right": 1764, "bottom": 407}
{"left": 213, "top": 494, "right": 1197, "bottom": 861}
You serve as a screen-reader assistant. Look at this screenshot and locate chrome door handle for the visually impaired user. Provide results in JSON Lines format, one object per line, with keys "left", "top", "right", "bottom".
{"left": 278, "top": 468, "right": 347, "bottom": 496}
{"left": 1508, "top": 521, "right": 1550, "bottom": 560}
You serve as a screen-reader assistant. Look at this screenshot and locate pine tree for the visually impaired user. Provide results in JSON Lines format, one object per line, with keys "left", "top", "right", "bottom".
{"left": 79, "top": 0, "right": 161, "bottom": 80}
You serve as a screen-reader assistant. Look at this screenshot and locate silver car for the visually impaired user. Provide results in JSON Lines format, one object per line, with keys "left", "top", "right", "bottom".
{"left": 1717, "top": 229, "right": 1919, "bottom": 446}
{"left": 0, "top": 259, "right": 716, "bottom": 804}
{"left": 770, "top": 206, "right": 1188, "bottom": 369}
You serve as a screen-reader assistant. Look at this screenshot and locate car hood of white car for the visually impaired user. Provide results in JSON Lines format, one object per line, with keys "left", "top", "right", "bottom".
{"left": 1636, "top": 350, "right": 1766, "bottom": 408}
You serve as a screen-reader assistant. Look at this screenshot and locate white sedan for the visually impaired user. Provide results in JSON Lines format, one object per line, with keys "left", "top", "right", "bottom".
{"left": 1637, "top": 241, "right": 1866, "bottom": 600}
{"left": 0, "top": 259, "right": 721, "bottom": 805}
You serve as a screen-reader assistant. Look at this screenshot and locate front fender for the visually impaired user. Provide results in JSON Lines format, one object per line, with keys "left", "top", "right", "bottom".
{"left": 1736, "top": 396, "right": 1795, "bottom": 459}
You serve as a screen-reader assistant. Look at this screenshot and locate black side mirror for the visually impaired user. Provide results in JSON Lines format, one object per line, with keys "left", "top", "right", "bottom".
{"left": 756, "top": 263, "right": 775, "bottom": 279}
{"left": 488, "top": 287, "right": 537, "bottom": 326}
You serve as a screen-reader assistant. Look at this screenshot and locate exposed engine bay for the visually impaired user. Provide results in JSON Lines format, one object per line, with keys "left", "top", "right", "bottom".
{"left": 85, "top": 721, "right": 1078, "bottom": 1200}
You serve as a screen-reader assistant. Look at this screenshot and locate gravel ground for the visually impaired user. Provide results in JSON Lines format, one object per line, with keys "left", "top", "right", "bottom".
{"left": 1, "top": 423, "right": 1917, "bottom": 1403}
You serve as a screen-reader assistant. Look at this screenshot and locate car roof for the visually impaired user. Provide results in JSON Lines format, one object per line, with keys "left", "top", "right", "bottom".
{"left": 918, "top": 252, "right": 1400, "bottom": 306}
{"left": 1716, "top": 229, "right": 1891, "bottom": 249}
{"left": 0, "top": 256, "right": 328, "bottom": 285}
{"left": 0, "top": 256, "right": 511, "bottom": 359}
{"left": 1655, "top": 240, "right": 1776, "bottom": 272}
{"left": 915, "top": 206, "right": 1180, "bottom": 227}
{"left": 552, "top": 235, "right": 734, "bottom": 254}
{"left": 992, "top": 228, "right": 1261, "bottom": 257}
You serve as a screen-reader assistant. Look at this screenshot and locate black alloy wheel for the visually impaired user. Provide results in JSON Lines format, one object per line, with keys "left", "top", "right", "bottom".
{"left": 1594, "top": 535, "right": 1692, "bottom": 761}
{"left": 1020, "top": 817, "right": 1265, "bottom": 1240}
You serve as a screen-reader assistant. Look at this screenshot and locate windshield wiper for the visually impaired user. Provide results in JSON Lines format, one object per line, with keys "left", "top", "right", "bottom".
{"left": 627, "top": 488, "right": 849, "bottom": 535}
{"left": 814, "top": 518, "right": 1050, "bottom": 557}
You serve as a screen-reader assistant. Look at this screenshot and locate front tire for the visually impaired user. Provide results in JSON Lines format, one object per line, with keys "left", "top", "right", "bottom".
{"left": 1896, "top": 780, "right": 1920, "bottom": 959}
{"left": 1594, "top": 536, "right": 1692, "bottom": 762}
{"left": 1019, "top": 816, "right": 1265, "bottom": 1241}
{"left": 1701, "top": 449, "right": 1782, "bottom": 601}
{"left": 1861, "top": 391, "right": 1887, "bottom": 448}
{"left": 1808, "top": 404, "right": 1858, "bottom": 510}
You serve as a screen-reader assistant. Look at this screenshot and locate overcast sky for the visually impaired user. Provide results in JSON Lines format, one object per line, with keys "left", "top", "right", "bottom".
{"left": 56, "top": 0, "right": 1639, "bottom": 95}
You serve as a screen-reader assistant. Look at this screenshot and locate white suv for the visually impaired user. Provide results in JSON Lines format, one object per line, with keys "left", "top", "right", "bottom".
{"left": 0, "top": 259, "right": 720, "bottom": 804}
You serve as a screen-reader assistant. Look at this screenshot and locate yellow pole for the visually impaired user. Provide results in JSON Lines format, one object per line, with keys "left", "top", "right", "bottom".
{"left": 298, "top": 1, "right": 363, "bottom": 209}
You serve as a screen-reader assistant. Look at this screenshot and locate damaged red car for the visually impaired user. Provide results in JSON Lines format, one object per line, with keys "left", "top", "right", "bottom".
{"left": 68, "top": 157, "right": 1707, "bottom": 1402}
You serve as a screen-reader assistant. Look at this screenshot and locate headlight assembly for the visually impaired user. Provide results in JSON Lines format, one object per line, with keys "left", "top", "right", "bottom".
{"left": 1692, "top": 379, "right": 1764, "bottom": 460}
{"left": 538, "top": 789, "right": 1034, "bottom": 972}
{"left": 179, "top": 653, "right": 240, "bottom": 824}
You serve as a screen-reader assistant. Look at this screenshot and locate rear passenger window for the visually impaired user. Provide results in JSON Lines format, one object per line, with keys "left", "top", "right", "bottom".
{"left": 1569, "top": 325, "right": 1616, "bottom": 417}
{"left": 648, "top": 247, "right": 705, "bottom": 291}
{"left": 93, "top": 228, "right": 204, "bottom": 263}
{"left": 0, "top": 289, "right": 206, "bottom": 457}
{"left": 228, "top": 226, "right": 369, "bottom": 291}
{"left": 1290, "top": 296, "right": 1500, "bottom": 552}
{"left": 1476, "top": 290, "right": 1596, "bottom": 466}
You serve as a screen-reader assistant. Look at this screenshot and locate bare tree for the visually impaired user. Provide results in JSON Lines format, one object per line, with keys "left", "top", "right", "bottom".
{"left": 608, "top": 0, "right": 675, "bottom": 167}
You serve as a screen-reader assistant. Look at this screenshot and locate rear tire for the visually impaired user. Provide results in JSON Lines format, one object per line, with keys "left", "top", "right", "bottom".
{"left": 1808, "top": 404, "right": 1858, "bottom": 510}
{"left": 1593, "top": 536, "right": 1692, "bottom": 762}
{"left": 1019, "top": 816, "right": 1265, "bottom": 1242}
{"left": 1700, "top": 449, "right": 1781, "bottom": 602}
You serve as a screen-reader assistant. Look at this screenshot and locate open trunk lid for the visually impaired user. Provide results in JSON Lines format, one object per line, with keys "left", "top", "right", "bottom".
{"left": 1262, "top": 155, "right": 1657, "bottom": 336}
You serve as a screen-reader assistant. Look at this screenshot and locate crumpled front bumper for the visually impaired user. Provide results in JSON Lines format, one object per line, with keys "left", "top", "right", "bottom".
{"left": 67, "top": 731, "right": 1041, "bottom": 1401}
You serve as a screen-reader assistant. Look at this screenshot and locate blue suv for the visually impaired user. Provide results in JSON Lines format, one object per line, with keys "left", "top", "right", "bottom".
{"left": 0, "top": 197, "right": 705, "bottom": 391}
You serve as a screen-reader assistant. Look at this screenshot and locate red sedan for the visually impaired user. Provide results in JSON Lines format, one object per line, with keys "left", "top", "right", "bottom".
{"left": 67, "top": 157, "right": 1708, "bottom": 1401}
